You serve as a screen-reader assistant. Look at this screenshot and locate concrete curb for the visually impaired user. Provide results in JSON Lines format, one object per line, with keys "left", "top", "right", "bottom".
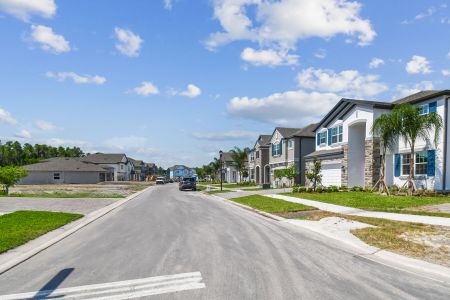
{"left": 0, "top": 186, "right": 153, "bottom": 275}
{"left": 204, "top": 192, "right": 450, "bottom": 283}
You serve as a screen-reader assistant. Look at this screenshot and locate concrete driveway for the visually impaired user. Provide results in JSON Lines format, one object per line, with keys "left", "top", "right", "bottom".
{"left": 0, "top": 184, "right": 449, "bottom": 299}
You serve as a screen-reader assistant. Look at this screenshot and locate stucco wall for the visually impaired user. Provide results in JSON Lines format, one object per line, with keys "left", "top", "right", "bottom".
{"left": 20, "top": 171, "right": 102, "bottom": 185}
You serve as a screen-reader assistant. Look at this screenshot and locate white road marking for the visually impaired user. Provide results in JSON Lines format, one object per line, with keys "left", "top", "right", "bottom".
{"left": 0, "top": 271, "right": 205, "bottom": 300}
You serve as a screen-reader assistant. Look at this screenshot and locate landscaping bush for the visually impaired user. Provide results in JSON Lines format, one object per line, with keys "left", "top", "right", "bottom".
{"left": 315, "top": 187, "right": 324, "bottom": 193}
{"left": 329, "top": 185, "right": 339, "bottom": 192}
{"left": 340, "top": 185, "right": 348, "bottom": 191}
{"left": 350, "top": 186, "right": 364, "bottom": 192}
{"left": 390, "top": 184, "right": 400, "bottom": 193}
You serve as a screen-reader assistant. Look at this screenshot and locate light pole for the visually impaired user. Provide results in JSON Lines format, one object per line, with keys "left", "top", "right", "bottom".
{"left": 219, "top": 150, "right": 223, "bottom": 191}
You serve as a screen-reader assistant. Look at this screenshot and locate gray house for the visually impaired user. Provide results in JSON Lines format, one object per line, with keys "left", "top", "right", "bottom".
{"left": 128, "top": 158, "right": 145, "bottom": 181}
{"left": 20, "top": 158, "right": 110, "bottom": 184}
{"left": 81, "top": 153, "right": 132, "bottom": 181}
{"left": 248, "top": 135, "right": 271, "bottom": 185}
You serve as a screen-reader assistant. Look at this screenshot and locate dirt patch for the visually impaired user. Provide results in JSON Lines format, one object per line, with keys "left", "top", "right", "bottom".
{"left": 412, "top": 203, "right": 450, "bottom": 214}
{"left": 275, "top": 210, "right": 331, "bottom": 220}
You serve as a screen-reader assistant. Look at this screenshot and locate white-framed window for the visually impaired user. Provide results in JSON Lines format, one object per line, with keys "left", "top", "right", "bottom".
{"left": 274, "top": 143, "right": 281, "bottom": 156}
{"left": 256, "top": 151, "right": 260, "bottom": 159}
{"left": 319, "top": 131, "right": 326, "bottom": 144}
{"left": 53, "top": 173, "right": 60, "bottom": 180}
{"left": 288, "top": 139, "right": 294, "bottom": 149}
{"left": 401, "top": 151, "right": 428, "bottom": 176}
{"left": 250, "top": 152, "right": 255, "bottom": 161}
{"left": 330, "top": 125, "right": 343, "bottom": 144}
{"left": 250, "top": 169, "right": 255, "bottom": 180}
{"left": 418, "top": 104, "right": 429, "bottom": 115}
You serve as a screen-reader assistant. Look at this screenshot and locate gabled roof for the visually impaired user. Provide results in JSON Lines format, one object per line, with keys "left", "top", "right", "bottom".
{"left": 253, "top": 134, "right": 272, "bottom": 148}
{"left": 128, "top": 157, "right": 144, "bottom": 167}
{"left": 24, "top": 157, "right": 108, "bottom": 172}
{"left": 220, "top": 152, "right": 233, "bottom": 162}
{"left": 275, "top": 127, "right": 303, "bottom": 138}
{"left": 393, "top": 90, "right": 450, "bottom": 104}
{"left": 314, "top": 98, "right": 392, "bottom": 131}
{"left": 82, "top": 153, "right": 127, "bottom": 164}
{"left": 169, "top": 165, "right": 192, "bottom": 170}
{"left": 287, "top": 123, "right": 317, "bottom": 138}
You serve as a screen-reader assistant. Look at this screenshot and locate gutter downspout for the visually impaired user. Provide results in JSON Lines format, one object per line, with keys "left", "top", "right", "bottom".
{"left": 443, "top": 96, "right": 449, "bottom": 192}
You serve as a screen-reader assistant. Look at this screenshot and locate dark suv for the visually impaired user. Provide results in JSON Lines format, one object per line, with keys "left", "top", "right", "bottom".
{"left": 179, "top": 177, "right": 197, "bottom": 191}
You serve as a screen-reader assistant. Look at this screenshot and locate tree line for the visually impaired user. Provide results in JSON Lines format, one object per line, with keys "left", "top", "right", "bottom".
{"left": 0, "top": 140, "right": 84, "bottom": 167}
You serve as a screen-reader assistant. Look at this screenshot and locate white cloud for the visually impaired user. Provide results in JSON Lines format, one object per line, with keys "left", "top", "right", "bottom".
{"left": 405, "top": 55, "right": 432, "bottom": 74}
{"left": 114, "top": 27, "right": 143, "bottom": 57}
{"left": 442, "top": 69, "right": 450, "bottom": 76}
{"left": 395, "top": 81, "right": 434, "bottom": 99}
{"left": 415, "top": 6, "right": 437, "bottom": 20}
{"left": 35, "top": 119, "right": 56, "bottom": 130}
{"left": 29, "top": 24, "right": 70, "bottom": 54}
{"left": 297, "top": 67, "right": 388, "bottom": 97}
{"left": 227, "top": 90, "right": 340, "bottom": 126}
{"left": 313, "top": 48, "right": 327, "bottom": 59}
{"left": 46, "top": 138, "right": 88, "bottom": 147}
{"left": 206, "top": 0, "right": 376, "bottom": 50}
{"left": 163, "top": 0, "right": 173, "bottom": 10}
{"left": 133, "top": 82, "right": 160, "bottom": 96}
{"left": 240, "top": 47, "right": 298, "bottom": 66}
{"left": 0, "top": 107, "right": 17, "bottom": 125}
{"left": 180, "top": 84, "right": 202, "bottom": 98}
{"left": 369, "top": 57, "right": 384, "bottom": 69}
{"left": 192, "top": 130, "right": 259, "bottom": 141}
{"left": 46, "top": 71, "right": 106, "bottom": 85}
{"left": 0, "top": 0, "right": 56, "bottom": 21}
{"left": 14, "top": 129, "right": 31, "bottom": 139}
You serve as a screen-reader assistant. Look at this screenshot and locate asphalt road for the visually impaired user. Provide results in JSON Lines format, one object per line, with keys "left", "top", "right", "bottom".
{"left": 0, "top": 184, "right": 449, "bottom": 299}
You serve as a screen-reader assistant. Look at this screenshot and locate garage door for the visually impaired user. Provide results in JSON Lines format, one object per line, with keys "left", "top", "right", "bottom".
{"left": 321, "top": 163, "right": 342, "bottom": 187}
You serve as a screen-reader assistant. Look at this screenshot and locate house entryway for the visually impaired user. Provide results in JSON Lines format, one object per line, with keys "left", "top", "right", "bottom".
{"left": 264, "top": 165, "right": 271, "bottom": 184}
{"left": 256, "top": 166, "right": 260, "bottom": 184}
{"left": 348, "top": 121, "right": 366, "bottom": 187}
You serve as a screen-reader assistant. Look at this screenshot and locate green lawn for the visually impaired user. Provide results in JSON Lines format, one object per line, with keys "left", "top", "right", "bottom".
{"left": 283, "top": 192, "right": 450, "bottom": 210}
{"left": 207, "top": 189, "right": 232, "bottom": 195}
{"left": 0, "top": 211, "right": 83, "bottom": 253}
{"left": 221, "top": 183, "right": 257, "bottom": 188}
{"left": 231, "top": 195, "right": 315, "bottom": 213}
{"left": 1, "top": 192, "right": 125, "bottom": 198}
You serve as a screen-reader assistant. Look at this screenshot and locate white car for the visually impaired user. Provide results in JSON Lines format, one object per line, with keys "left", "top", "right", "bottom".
{"left": 156, "top": 177, "right": 165, "bottom": 185}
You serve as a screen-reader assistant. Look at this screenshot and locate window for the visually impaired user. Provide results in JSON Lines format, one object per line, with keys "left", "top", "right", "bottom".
{"left": 319, "top": 131, "right": 326, "bottom": 144}
{"left": 418, "top": 104, "right": 429, "bottom": 115}
{"left": 401, "top": 151, "right": 428, "bottom": 176}
{"left": 250, "top": 169, "right": 255, "bottom": 180}
{"left": 256, "top": 151, "right": 260, "bottom": 159}
{"left": 121, "top": 164, "right": 124, "bottom": 170}
{"left": 250, "top": 152, "right": 255, "bottom": 161}
{"left": 331, "top": 125, "right": 343, "bottom": 144}
{"left": 273, "top": 143, "right": 281, "bottom": 156}
{"left": 53, "top": 173, "right": 60, "bottom": 180}
{"left": 288, "top": 139, "right": 294, "bottom": 149}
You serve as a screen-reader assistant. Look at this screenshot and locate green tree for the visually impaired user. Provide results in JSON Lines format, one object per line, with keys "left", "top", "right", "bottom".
{"left": 230, "top": 147, "right": 250, "bottom": 183}
{"left": 372, "top": 113, "right": 399, "bottom": 195}
{"left": 196, "top": 167, "right": 205, "bottom": 181}
{"left": 285, "top": 164, "right": 298, "bottom": 187}
{"left": 0, "top": 166, "right": 28, "bottom": 194}
{"left": 210, "top": 158, "right": 222, "bottom": 182}
{"left": 391, "top": 104, "right": 443, "bottom": 195}
{"left": 306, "top": 158, "right": 322, "bottom": 191}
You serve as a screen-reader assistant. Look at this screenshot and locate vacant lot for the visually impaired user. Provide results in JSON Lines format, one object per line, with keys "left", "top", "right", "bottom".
{"left": 8, "top": 181, "right": 151, "bottom": 198}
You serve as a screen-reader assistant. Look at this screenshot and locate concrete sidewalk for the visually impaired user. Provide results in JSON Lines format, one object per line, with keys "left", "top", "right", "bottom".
{"left": 268, "top": 194, "right": 450, "bottom": 227}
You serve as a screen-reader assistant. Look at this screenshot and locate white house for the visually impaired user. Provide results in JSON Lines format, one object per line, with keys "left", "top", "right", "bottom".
{"left": 81, "top": 153, "right": 133, "bottom": 181}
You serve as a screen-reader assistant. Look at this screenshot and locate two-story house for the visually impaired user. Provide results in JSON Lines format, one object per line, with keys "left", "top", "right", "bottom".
{"left": 268, "top": 125, "right": 316, "bottom": 187}
{"left": 248, "top": 135, "right": 271, "bottom": 185}
{"left": 220, "top": 152, "right": 246, "bottom": 183}
{"left": 128, "top": 158, "right": 145, "bottom": 181}
{"left": 169, "top": 165, "right": 195, "bottom": 180}
{"left": 81, "top": 153, "right": 132, "bottom": 181}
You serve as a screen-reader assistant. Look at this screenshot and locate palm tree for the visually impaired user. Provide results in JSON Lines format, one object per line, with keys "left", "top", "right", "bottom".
{"left": 392, "top": 104, "right": 443, "bottom": 195}
{"left": 210, "top": 158, "right": 222, "bottom": 182}
{"left": 230, "top": 146, "right": 250, "bottom": 183}
{"left": 371, "top": 113, "right": 399, "bottom": 195}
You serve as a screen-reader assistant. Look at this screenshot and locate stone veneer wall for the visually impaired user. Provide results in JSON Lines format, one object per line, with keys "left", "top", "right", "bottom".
{"left": 341, "top": 145, "right": 348, "bottom": 187}
{"left": 364, "top": 138, "right": 381, "bottom": 188}
{"left": 305, "top": 160, "right": 313, "bottom": 187}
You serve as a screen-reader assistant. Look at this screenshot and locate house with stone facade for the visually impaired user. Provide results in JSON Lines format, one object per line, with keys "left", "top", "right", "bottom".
{"left": 248, "top": 134, "right": 271, "bottom": 185}
{"left": 306, "top": 90, "right": 450, "bottom": 191}
{"left": 268, "top": 125, "right": 316, "bottom": 187}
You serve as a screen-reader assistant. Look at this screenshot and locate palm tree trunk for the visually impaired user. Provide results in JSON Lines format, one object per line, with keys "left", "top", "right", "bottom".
{"left": 408, "top": 143, "right": 415, "bottom": 196}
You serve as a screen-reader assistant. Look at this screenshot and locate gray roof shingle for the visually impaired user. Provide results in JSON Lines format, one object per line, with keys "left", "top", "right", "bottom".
{"left": 288, "top": 123, "right": 317, "bottom": 138}
{"left": 81, "top": 153, "right": 127, "bottom": 164}
{"left": 392, "top": 90, "right": 449, "bottom": 104}
{"left": 24, "top": 158, "right": 108, "bottom": 172}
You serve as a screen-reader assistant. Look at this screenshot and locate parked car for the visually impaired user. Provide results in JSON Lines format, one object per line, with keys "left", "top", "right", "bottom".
{"left": 156, "top": 177, "right": 165, "bottom": 185}
{"left": 179, "top": 177, "right": 197, "bottom": 191}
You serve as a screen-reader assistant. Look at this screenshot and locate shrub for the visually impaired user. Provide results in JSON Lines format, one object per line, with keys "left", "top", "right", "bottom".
{"left": 315, "top": 187, "right": 324, "bottom": 193}
{"left": 329, "top": 185, "right": 339, "bottom": 192}
{"left": 390, "top": 184, "right": 399, "bottom": 193}
{"left": 340, "top": 185, "right": 348, "bottom": 191}
{"left": 298, "top": 186, "right": 307, "bottom": 193}
{"left": 350, "top": 186, "right": 363, "bottom": 192}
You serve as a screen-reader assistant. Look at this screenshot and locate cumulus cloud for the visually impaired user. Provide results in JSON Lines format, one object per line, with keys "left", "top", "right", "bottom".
{"left": 0, "top": 0, "right": 56, "bottom": 21}
{"left": 369, "top": 57, "right": 384, "bottom": 69}
{"left": 180, "top": 84, "right": 202, "bottom": 98}
{"left": 163, "top": 0, "right": 173, "bottom": 10}
{"left": 442, "top": 69, "right": 450, "bottom": 77}
{"left": 0, "top": 107, "right": 17, "bottom": 125}
{"left": 35, "top": 119, "right": 56, "bottom": 130}
{"left": 192, "top": 130, "right": 259, "bottom": 141}
{"left": 29, "top": 24, "right": 70, "bottom": 54}
{"left": 14, "top": 129, "right": 31, "bottom": 139}
{"left": 395, "top": 81, "right": 434, "bottom": 99}
{"left": 114, "top": 27, "right": 143, "bottom": 57}
{"left": 405, "top": 55, "right": 432, "bottom": 74}
{"left": 46, "top": 71, "right": 106, "bottom": 85}
{"left": 205, "top": 0, "right": 376, "bottom": 50}
{"left": 240, "top": 47, "right": 298, "bottom": 66}
{"left": 227, "top": 90, "right": 340, "bottom": 126}
{"left": 297, "top": 67, "right": 388, "bottom": 97}
{"left": 132, "top": 82, "right": 160, "bottom": 96}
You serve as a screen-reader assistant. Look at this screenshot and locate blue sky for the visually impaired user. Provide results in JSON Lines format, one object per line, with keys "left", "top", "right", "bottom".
{"left": 0, "top": 0, "right": 450, "bottom": 167}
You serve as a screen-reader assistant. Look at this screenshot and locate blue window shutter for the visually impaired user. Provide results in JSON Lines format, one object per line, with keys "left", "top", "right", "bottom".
{"left": 316, "top": 133, "right": 320, "bottom": 146}
{"left": 271, "top": 144, "right": 274, "bottom": 156}
{"left": 429, "top": 101, "right": 437, "bottom": 113}
{"left": 394, "top": 154, "right": 401, "bottom": 177}
{"left": 427, "top": 150, "right": 436, "bottom": 176}
{"left": 279, "top": 142, "right": 282, "bottom": 155}
{"left": 327, "top": 129, "right": 332, "bottom": 145}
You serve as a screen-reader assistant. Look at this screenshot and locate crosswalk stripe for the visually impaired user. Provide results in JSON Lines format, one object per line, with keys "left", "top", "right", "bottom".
{"left": 0, "top": 272, "right": 205, "bottom": 300}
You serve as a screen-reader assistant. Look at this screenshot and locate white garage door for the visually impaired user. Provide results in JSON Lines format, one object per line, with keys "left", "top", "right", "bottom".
{"left": 321, "top": 163, "right": 342, "bottom": 187}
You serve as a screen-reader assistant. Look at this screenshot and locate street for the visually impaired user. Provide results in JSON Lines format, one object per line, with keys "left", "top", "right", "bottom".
{"left": 0, "top": 184, "right": 449, "bottom": 299}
